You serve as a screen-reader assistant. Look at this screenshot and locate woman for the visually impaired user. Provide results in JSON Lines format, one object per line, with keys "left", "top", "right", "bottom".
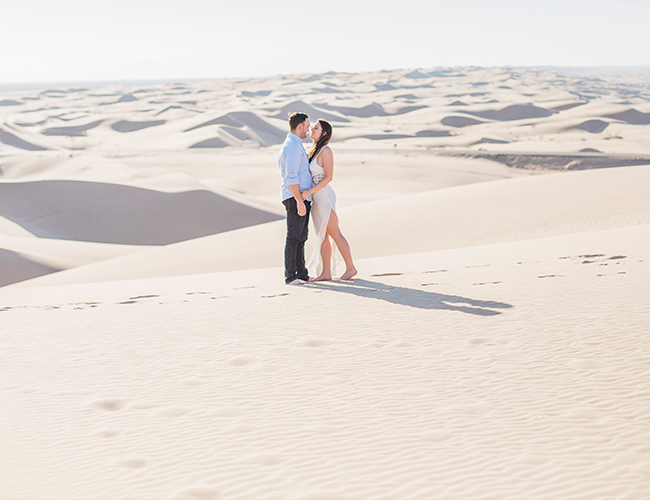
{"left": 300, "top": 119, "right": 357, "bottom": 281}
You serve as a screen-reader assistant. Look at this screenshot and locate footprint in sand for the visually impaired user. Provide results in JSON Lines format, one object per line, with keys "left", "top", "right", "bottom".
{"left": 91, "top": 399, "right": 129, "bottom": 412}
{"left": 228, "top": 357, "right": 256, "bottom": 367}
{"left": 93, "top": 428, "right": 121, "bottom": 438}
{"left": 173, "top": 487, "right": 222, "bottom": 500}
{"left": 130, "top": 295, "right": 159, "bottom": 300}
{"left": 371, "top": 272, "right": 404, "bottom": 277}
{"left": 181, "top": 377, "right": 208, "bottom": 387}
{"left": 261, "top": 293, "right": 289, "bottom": 298}
{"left": 563, "top": 254, "right": 627, "bottom": 265}
{"left": 72, "top": 301, "right": 100, "bottom": 309}
{"left": 301, "top": 337, "right": 334, "bottom": 348}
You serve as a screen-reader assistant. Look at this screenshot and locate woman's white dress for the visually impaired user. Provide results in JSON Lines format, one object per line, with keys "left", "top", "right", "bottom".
{"left": 306, "top": 146, "right": 339, "bottom": 277}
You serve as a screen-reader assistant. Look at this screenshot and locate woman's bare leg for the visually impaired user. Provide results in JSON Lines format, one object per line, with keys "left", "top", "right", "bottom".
{"left": 326, "top": 211, "right": 357, "bottom": 280}
{"left": 311, "top": 236, "right": 332, "bottom": 281}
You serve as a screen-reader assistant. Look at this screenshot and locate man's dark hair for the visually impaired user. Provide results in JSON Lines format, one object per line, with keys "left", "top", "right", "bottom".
{"left": 288, "top": 112, "right": 309, "bottom": 131}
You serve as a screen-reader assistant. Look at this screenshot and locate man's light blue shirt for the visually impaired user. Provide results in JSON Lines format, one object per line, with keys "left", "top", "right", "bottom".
{"left": 279, "top": 133, "right": 312, "bottom": 202}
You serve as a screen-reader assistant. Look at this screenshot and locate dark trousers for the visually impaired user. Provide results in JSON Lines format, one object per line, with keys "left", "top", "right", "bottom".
{"left": 282, "top": 197, "right": 311, "bottom": 283}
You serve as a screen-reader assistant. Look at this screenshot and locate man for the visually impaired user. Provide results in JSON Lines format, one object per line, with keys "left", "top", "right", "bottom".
{"left": 278, "top": 112, "right": 313, "bottom": 285}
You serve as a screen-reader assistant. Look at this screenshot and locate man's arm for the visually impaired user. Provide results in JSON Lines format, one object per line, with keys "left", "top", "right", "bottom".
{"left": 289, "top": 184, "right": 306, "bottom": 216}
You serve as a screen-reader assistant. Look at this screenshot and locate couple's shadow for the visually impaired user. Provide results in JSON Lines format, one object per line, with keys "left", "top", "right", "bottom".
{"left": 305, "top": 278, "right": 512, "bottom": 316}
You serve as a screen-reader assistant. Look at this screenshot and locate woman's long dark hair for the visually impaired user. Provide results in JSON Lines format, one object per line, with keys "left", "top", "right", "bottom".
{"left": 308, "top": 119, "right": 332, "bottom": 162}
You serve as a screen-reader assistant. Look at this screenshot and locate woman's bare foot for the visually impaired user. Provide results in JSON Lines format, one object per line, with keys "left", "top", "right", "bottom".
{"left": 339, "top": 268, "right": 358, "bottom": 280}
{"left": 310, "top": 273, "right": 332, "bottom": 282}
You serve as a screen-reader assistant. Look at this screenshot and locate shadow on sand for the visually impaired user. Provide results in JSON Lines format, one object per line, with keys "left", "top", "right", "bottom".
{"left": 306, "top": 279, "right": 513, "bottom": 316}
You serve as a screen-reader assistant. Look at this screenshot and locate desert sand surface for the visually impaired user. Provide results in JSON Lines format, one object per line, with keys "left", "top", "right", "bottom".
{"left": 1, "top": 67, "right": 650, "bottom": 499}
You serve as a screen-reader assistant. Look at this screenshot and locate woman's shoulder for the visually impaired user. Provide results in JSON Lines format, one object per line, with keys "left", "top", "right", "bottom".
{"left": 320, "top": 145, "right": 333, "bottom": 157}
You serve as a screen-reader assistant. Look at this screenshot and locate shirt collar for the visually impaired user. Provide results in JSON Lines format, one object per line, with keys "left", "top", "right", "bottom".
{"left": 288, "top": 132, "right": 302, "bottom": 142}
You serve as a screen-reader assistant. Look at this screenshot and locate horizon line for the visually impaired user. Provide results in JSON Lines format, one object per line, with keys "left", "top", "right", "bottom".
{"left": 2, "top": 65, "right": 650, "bottom": 92}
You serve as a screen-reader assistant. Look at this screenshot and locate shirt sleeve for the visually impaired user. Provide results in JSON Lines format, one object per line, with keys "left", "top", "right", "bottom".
{"left": 283, "top": 142, "right": 303, "bottom": 185}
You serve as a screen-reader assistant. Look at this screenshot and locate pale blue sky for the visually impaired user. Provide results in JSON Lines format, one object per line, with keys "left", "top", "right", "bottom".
{"left": 1, "top": 0, "right": 648, "bottom": 83}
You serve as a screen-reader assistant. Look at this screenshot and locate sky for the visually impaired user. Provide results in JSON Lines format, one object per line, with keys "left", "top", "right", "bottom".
{"left": 1, "top": 0, "right": 649, "bottom": 84}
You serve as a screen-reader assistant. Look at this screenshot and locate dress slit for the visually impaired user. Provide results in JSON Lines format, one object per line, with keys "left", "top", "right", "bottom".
{"left": 305, "top": 146, "right": 339, "bottom": 277}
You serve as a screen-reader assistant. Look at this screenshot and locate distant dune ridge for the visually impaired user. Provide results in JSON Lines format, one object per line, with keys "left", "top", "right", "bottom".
{"left": 1, "top": 66, "right": 649, "bottom": 154}
{"left": 1, "top": 67, "right": 650, "bottom": 499}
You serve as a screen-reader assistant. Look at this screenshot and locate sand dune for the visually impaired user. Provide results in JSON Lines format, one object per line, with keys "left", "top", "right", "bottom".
{"left": 111, "top": 119, "right": 166, "bottom": 132}
{"left": 0, "top": 235, "right": 149, "bottom": 285}
{"left": 441, "top": 116, "right": 486, "bottom": 127}
{"left": 185, "top": 113, "right": 250, "bottom": 132}
{"left": 0, "top": 215, "right": 36, "bottom": 238}
{"left": 225, "top": 111, "right": 286, "bottom": 145}
{"left": 0, "top": 126, "right": 49, "bottom": 151}
{"left": 0, "top": 247, "right": 59, "bottom": 286}
{"left": 314, "top": 102, "right": 390, "bottom": 118}
{"left": 459, "top": 104, "right": 554, "bottom": 121}
{"left": 189, "top": 136, "right": 230, "bottom": 148}
{"left": 572, "top": 119, "right": 609, "bottom": 133}
{"left": 300, "top": 74, "right": 321, "bottom": 82}
{"left": 605, "top": 108, "right": 650, "bottom": 125}
{"left": 184, "top": 112, "right": 285, "bottom": 147}
{"left": 552, "top": 101, "right": 587, "bottom": 112}
{"left": 444, "top": 151, "right": 650, "bottom": 171}
{"left": 241, "top": 90, "right": 272, "bottom": 97}
{"left": 475, "top": 137, "right": 510, "bottom": 144}
{"left": 415, "top": 129, "right": 452, "bottom": 137}
{"left": 15, "top": 164, "right": 650, "bottom": 288}
{"left": 0, "top": 180, "right": 281, "bottom": 245}
{"left": 41, "top": 119, "right": 103, "bottom": 137}
{"left": 2, "top": 66, "right": 648, "bottom": 154}
{"left": 270, "top": 100, "right": 350, "bottom": 123}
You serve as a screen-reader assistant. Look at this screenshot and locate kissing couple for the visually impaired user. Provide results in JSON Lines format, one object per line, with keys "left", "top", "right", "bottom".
{"left": 278, "top": 112, "right": 357, "bottom": 285}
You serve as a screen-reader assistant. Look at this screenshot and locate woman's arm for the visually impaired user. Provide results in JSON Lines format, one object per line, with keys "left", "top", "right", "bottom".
{"left": 301, "top": 147, "right": 334, "bottom": 199}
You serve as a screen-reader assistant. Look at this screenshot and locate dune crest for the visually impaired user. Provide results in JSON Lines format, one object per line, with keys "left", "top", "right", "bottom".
{"left": 459, "top": 104, "right": 554, "bottom": 121}
{"left": 0, "top": 126, "right": 49, "bottom": 151}
{"left": 0, "top": 180, "right": 281, "bottom": 245}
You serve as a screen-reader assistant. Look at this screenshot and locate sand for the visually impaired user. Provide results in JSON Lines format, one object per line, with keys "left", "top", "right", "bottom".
{"left": 1, "top": 66, "right": 650, "bottom": 499}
